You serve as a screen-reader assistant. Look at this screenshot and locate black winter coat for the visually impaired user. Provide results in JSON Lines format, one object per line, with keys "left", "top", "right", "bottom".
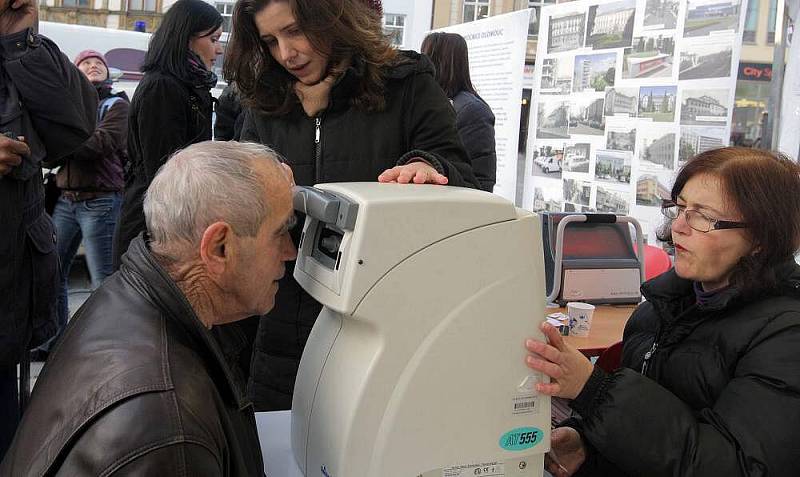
{"left": 113, "top": 71, "right": 213, "bottom": 268}
{"left": 452, "top": 90, "right": 496, "bottom": 192}
{"left": 240, "top": 50, "right": 478, "bottom": 410}
{"left": 566, "top": 263, "right": 800, "bottom": 477}
{"left": 0, "top": 237, "right": 264, "bottom": 476}
{"left": 0, "top": 29, "right": 96, "bottom": 366}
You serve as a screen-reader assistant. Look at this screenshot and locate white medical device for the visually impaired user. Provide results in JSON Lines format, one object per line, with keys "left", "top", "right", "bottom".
{"left": 291, "top": 183, "right": 550, "bottom": 477}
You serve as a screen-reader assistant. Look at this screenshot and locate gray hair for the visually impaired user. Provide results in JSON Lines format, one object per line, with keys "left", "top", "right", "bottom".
{"left": 144, "top": 141, "right": 285, "bottom": 261}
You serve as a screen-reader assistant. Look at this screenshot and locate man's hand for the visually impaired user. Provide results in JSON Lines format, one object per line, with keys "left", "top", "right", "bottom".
{"left": 0, "top": 134, "right": 30, "bottom": 176}
{"left": 378, "top": 161, "right": 448, "bottom": 185}
{"left": 545, "top": 427, "right": 586, "bottom": 477}
{"left": 0, "top": 0, "right": 37, "bottom": 36}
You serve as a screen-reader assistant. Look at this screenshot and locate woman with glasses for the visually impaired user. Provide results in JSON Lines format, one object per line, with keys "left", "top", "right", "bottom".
{"left": 525, "top": 147, "right": 800, "bottom": 476}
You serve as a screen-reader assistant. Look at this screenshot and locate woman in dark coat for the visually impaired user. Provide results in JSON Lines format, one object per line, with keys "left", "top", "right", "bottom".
{"left": 113, "top": 0, "right": 222, "bottom": 267}
{"left": 224, "top": 0, "right": 478, "bottom": 410}
{"left": 525, "top": 147, "right": 800, "bottom": 476}
{"left": 421, "top": 32, "right": 496, "bottom": 192}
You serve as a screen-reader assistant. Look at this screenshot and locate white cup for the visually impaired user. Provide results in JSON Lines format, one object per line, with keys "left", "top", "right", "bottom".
{"left": 567, "top": 302, "right": 595, "bottom": 337}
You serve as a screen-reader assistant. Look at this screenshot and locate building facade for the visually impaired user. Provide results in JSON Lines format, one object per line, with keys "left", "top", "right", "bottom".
{"left": 605, "top": 89, "right": 637, "bottom": 115}
{"left": 591, "top": 8, "right": 634, "bottom": 36}
{"left": 684, "top": 95, "right": 728, "bottom": 117}
{"left": 644, "top": 133, "right": 676, "bottom": 168}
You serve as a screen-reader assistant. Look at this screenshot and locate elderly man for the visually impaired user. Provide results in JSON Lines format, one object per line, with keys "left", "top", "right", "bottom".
{"left": 1, "top": 141, "right": 297, "bottom": 476}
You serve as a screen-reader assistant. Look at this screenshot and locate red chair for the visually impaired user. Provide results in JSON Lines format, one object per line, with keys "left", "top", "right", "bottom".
{"left": 595, "top": 341, "right": 623, "bottom": 373}
{"left": 634, "top": 244, "right": 672, "bottom": 281}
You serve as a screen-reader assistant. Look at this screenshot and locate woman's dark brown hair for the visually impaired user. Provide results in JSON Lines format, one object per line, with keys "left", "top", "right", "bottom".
{"left": 657, "top": 147, "right": 800, "bottom": 296}
{"left": 224, "top": 0, "right": 398, "bottom": 115}
{"left": 420, "top": 32, "right": 477, "bottom": 99}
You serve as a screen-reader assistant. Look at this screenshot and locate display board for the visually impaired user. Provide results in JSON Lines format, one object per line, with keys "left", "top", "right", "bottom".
{"left": 436, "top": 9, "right": 532, "bottom": 201}
{"left": 523, "top": 0, "right": 747, "bottom": 243}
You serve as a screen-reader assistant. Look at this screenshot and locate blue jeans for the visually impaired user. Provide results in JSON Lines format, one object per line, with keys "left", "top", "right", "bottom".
{"left": 41, "top": 193, "right": 122, "bottom": 353}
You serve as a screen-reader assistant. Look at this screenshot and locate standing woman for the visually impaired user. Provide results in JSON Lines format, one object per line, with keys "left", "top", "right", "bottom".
{"left": 421, "top": 32, "right": 496, "bottom": 192}
{"left": 225, "top": 0, "right": 479, "bottom": 410}
{"left": 114, "top": 0, "right": 223, "bottom": 266}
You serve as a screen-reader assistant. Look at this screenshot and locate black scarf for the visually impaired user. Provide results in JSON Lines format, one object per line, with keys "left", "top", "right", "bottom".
{"left": 187, "top": 50, "right": 218, "bottom": 90}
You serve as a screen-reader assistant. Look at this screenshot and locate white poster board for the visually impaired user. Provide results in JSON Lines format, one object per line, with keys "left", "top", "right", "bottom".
{"left": 435, "top": 9, "right": 532, "bottom": 201}
{"left": 778, "top": 0, "right": 800, "bottom": 161}
{"left": 523, "top": 0, "right": 747, "bottom": 243}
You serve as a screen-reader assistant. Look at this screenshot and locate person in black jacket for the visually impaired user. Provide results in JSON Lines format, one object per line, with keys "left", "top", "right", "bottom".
{"left": 224, "top": 0, "right": 479, "bottom": 410}
{"left": 0, "top": 0, "right": 97, "bottom": 459}
{"left": 1, "top": 141, "right": 296, "bottom": 476}
{"left": 33, "top": 50, "right": 129, "bottom": 362}
{"left": 113, "top": 0, "right": 222, "bottom": 268}
{"left": 421, "top": 32, "right": 496, "bottom": 192}
{"left": 525, "top": 147, "right": 800, "bottom": 477}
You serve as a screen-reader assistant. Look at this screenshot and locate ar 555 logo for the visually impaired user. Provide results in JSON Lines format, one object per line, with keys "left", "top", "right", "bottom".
{"left": 499, "top": 427, "right": 543, "bottom": 451}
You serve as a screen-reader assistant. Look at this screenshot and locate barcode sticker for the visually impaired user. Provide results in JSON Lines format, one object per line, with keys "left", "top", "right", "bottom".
{"left": 512, "top": 394, "right": 539, "bottom": 415}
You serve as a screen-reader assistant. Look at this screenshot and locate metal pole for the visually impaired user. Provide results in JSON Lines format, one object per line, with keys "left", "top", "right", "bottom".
{"left": 765, "top": 0, "right": 788, "bottom": 150}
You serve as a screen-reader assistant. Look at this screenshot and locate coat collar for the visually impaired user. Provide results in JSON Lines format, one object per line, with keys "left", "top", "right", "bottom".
{"left": 120, "top": 234, "right": 251, "bottom": 410}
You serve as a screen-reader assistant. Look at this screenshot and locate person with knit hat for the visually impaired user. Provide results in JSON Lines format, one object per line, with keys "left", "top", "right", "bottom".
{"left": 224, "top": 0, "right": 478, "bottom": 411}
{"left": 33, "top": 49, "right": 130, "bottom": 363}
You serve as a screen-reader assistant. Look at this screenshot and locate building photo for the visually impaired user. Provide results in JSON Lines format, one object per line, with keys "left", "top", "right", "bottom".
{"left": 636, "top": 174, "right": 671, "bottom": 206}
{"left": 679, "top": 38, "right": 734, "bottom": 80}
{"left": 532, "top": 144, "right": 564, "bottom": 177}
{"left": 606, "top": 128, "right": 637, "bottom": 152}
{"left": 604, "top": 88, "right": 639, "bottom": 116}
{"left": 596, "top": 185, "right": 630, "bottom": 214}
{"left": 623, "top": 33, "right": 676, "bottom": 79}
{"left": 640, "top": 130, "right": 677, "bottom": 169}
{"left": 643, "top": 0, "right": 679, "bottom": 29}
{"left": 573, "top": 52, "right": 617, "bottom": 92}
{"left": 684, "top": 0, "right": 742, "bottom": 37}
{"left": 563, "top": 143, "right": 592, "bottom": 173}
{"left": 563, "top": 178, "right": 592, "bottom": 206}
{"left": 569, "top": 96, "right": 606, "bottom": 135}
{"left": 679, "top": 126, "right": 727, "bottom": 163}
{"left": 541, "top": 58, "right": 573, "bottom": 95}
{"left": 536, "top": 100, "right": 570, "bottom": 139}
{"left": 532, "top": 186, "right": 564, "bottom": 213}
{"left": 586, "top": 0, "right": 635, "bottom": 50}
{"left": 595, "top": 150, "right": 632, "bottom": 183}
{"left": 638, "top": 85, "right": 677, "bottom": 122}
{"left": 548, "top": 11, "right": 586, "bottom": 53}
{"left": 680, "top": 88, "right": 731, "bottom": 126}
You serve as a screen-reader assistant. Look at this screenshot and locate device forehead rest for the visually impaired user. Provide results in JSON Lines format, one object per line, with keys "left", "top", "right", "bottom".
{"left": 292, "top": 186, "right": 359, "bottom": 231}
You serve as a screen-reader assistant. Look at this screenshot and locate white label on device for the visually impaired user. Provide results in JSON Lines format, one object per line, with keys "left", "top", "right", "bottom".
{"left": 562, "top": 268, "right": 640, "bottom": 300}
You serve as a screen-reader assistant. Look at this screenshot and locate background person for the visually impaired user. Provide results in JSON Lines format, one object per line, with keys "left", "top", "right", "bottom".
{"left": 0, "top": 0, "right": 97, "bottom": 459}
{"left": 421, "top": 31, "right": 496, "bottom": 192}
{"left": 0, "top": 141, "right": 296, "bottom": 476}
{"left": 224, "top": 0, "right": 479, "bottom": 410}
{"left": 33, "top": 50, "right": 129, "bottom": 362}
{"left": 525, "top": 147, "right": 800, "bottom": 476}
{"left": 113, "top": 0, "right": 223, "bottom": 268}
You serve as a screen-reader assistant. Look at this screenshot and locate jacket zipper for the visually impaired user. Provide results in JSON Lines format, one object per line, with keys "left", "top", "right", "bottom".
{"left": 314, "top": 116, "right": 323, "bottom": 183}
{"left": 641, "top": 341, "right": 658, "bottom": 375}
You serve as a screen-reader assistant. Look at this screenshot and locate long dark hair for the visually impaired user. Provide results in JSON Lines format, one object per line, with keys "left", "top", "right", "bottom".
{"left": 224, "top": 0, "right": 398, "bottom": 115}
{"left": 657, "top": 147, "right": 800, "bottom": 296}
{"left": 420, "top": 32, "right": 478, "bottom": 99}
{"left": 143, "top": 0, "right": 222, "bottom": 81}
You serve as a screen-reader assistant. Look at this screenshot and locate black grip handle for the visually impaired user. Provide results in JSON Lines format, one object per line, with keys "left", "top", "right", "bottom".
{"left": 583, "top": 213, "right": 617, "bottom": 224}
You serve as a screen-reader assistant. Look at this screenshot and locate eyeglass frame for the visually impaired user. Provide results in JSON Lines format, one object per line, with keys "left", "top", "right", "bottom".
{"left": 660, "top": 199, "right": 747, "bottom": 233}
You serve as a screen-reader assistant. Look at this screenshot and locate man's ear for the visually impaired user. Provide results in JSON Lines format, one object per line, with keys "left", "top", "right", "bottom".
{"left": 199, "top": 222, "right": 233, "bottom": 278}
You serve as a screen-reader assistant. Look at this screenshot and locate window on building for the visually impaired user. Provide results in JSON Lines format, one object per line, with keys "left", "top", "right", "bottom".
{"left": 216, "top": 2, "right": 235, "bottom": 33}
{"left": 128, "top": 0, "right": 156, "bottom": 12}
{"left": 383, "top": 13, "right": 406, "bottom": 47}
{"left": 62, "top": 0, "right": 91, "bottom": 7}
{"left": 463, "top": 0, "right": 490, "bottom": 23}
{"left": 767, "top": 0, "right": 778, "bottom": 44}
{"left": 742, "top": 0, "right": 758, "bottom": 43}
{"left": 527, "top": 0, "right": 555, "bottom": 38}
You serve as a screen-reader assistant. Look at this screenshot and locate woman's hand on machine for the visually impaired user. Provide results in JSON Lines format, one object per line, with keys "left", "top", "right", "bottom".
{"left": 524, "top": 322, "right": 594, "bottom": 400}
{"left": 378, "top": 160, "right": 448, "bottom": 185}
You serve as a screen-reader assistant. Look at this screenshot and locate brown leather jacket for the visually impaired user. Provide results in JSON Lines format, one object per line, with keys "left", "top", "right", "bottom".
{"left": 0, "top": 236, "right": 265, "bottom": 476}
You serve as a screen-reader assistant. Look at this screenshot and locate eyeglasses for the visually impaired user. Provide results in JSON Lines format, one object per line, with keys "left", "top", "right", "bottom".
{"left": 661, "top": 200, "right": 747, "bottom": 233}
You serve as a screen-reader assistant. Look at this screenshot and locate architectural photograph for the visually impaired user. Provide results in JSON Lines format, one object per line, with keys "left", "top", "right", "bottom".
{"left": 636, "top": 174, "right": 671, "bottom": 206}
{"left": 639, "top": 130, "right": 677, "bottom": 170}
{"left": 596, "top": 185, "right": 630, "bottom": 214}
{"left": 643, "top": 0, "right": 679, "bottom": 29}
{"left": 532, "top": 185, "right": 564, "bottom": 213}
{"left": 604, "top": 88, "right": 639, "bottom": 116}
{"left": 569, "top": 96, "right": 606, "bottom": 136}
{"left": 595, "top": 150, "right": 632, "bottom": 184}
{"left": 548, "top": 11, "right": 586, "bottom": 53}
{"left": 679, "top": 126, "right": 727, "bottom": 163}
{"left": 680, "top": 88, "right": 730, "bottom": 126}
{"left": 679, "top": 38, "right": 734, "bottom": 80}
{"left": 573, "top": 52, "right": 617, "bottom": 92}
{"left": 586, "top": 0, "right": 636, "bottom": 50}
{"left": 563, "top": 178, "right": 592, "bottom": 206}
{"left": 684, "top": 0, "right": 742, "bottom": 37}
{"left": 563, "top": 143, "right": 592, "bottom": 173}
{"left": 623, "top": 33, "right": 676, "bottom": 79}
{"left": 536, "top": 100, "right": 570, "bottom": 139}
{"left": 606, "top": 127, "right": 637, "bottom": 152}
{"left": 541, "top": 58, "right": 573, "bottom": 95}
{"left": 532, "top": 144, "right": 564, "bottom": 178}
{"left": 638, "top": 85, "right": 677, "bottom": 122}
